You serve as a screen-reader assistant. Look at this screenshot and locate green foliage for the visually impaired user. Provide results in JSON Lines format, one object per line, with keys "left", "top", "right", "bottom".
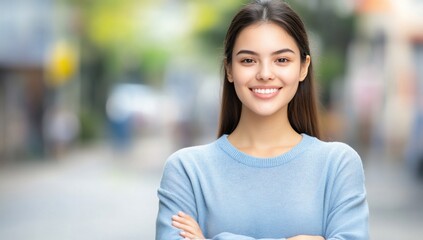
{"left": 287, "top": 1, "right": 356, "bottom": 106}
{"left": 317, "top": 50, "right": 345, "bottom": 104}
{"left": 139, "top": 47, "right": 170, "bottom": 85}
{"left": 78, "top": 109, "right": 103, "bottom": 142}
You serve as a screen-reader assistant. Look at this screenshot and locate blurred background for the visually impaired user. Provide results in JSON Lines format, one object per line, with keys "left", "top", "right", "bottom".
{"left": 0, "top": 0, "right": 422, "bottom": 239}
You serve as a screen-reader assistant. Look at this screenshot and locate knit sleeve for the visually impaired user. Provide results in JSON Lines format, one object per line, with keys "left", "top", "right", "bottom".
{"left": 324, "top": 145, "right": 369, "bottom": 240}
{"left": 209, "top": 232, "right": 287, "bottom": 240}
{"left": 156, "top": 153, "right": 198, "bottom": 240}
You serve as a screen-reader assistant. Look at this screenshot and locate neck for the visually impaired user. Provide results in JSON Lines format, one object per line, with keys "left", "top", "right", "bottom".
{"left": 228, "top": 107, "right": 301, "bottom": 150}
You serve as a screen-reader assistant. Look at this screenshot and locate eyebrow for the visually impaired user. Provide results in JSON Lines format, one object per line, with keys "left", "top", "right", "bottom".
{"left": 236, "top": 48, "right": 295, "bottom": 56}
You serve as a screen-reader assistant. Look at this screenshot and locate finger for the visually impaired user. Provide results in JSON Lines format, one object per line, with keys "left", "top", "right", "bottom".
{"left": 173, "top": 212, "right": 204, "bottom": 237}
{"left": 173, "top": 214, "right": 200, "bottom": 230}
{"left": 172, "top": 220, "right": 196, "bottom": 233}
{"left": 180, "top": 230, "right": 198, "bottom": 239}
{"left": 172, "top": 215, "right": 194, "bottom": 226}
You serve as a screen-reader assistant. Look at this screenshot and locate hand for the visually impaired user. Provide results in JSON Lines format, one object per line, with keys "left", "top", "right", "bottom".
{"left": 288, "top": 235, "right": 325, "bottom": 240}
{"left": 172, "top": 211, "right": 205, "bottom": 240}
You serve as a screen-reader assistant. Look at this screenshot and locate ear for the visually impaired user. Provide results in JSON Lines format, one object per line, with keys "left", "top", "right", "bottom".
{"left": 299, "top": 55, "right": 311, "bottom": 82}
{"left": 224, "top": 59, "right": 233, "bottom": 83}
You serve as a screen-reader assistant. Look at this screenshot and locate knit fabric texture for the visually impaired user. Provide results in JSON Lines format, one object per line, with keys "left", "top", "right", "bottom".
{"left": 156, "top": 134, "right": 369, "bottom": 240}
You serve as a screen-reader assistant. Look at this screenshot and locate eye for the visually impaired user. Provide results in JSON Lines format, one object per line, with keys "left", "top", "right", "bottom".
{"left": 276, "top": 58, "right": 289, "bottom": 63}
{"left": 241, "top": 58, "right": 255, "bottom": 64}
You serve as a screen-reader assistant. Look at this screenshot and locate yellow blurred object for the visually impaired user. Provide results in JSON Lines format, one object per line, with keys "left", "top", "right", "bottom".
{"left": 87, "top": 3, "right": 138, "bottom": 48}
{"left": 192, "top": 3, "right": 219, "bottom": 31}
{"left": 46, "top": 41, "right": 77, "bottom": 87}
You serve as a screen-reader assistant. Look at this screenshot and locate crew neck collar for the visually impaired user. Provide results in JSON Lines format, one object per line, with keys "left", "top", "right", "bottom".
{"left": 217, "top": 133, "right": 313, "bottom": 168}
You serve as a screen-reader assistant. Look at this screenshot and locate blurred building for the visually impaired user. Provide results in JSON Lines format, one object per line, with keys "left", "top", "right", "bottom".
{"left": 343, "top": 0, "right": 423, "bottom": 165}
{"left": 0, "top": 0, "right": 79, "bottom": 162}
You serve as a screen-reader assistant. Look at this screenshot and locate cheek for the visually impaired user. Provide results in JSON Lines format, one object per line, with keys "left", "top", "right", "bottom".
{"left": 232, "top": 66, "right": 256, "bottom": 83}
{"left": 275, "top": 69, "right": 302, "bottom": 84}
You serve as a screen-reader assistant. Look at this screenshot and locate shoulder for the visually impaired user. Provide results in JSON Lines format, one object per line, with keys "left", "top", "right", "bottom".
{"left": 303, "top": 134, "right": 359, "bottom": 157}
{"left": 303, "top": 134, "right": 363, "bottom": 170}
{"left": 163, "top": 139, "right": 220, "bottom": 171}
{"left": 159, "top": 139, "right": 224, "bottom": 186}
{"left": 312, "top": 136, "right": 359, "bottom": 157}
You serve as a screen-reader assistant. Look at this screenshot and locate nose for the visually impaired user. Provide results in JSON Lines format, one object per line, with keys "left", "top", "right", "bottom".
{"left": 256, "top": 63, "right": 275, "bottom": 81}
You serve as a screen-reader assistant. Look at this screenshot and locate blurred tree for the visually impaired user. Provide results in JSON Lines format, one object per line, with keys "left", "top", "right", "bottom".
{"left": 288, "top": 0, "right": 356, "bottom": 106}
{"left": 192, "top": 0, "right": 244, "bottom": 58}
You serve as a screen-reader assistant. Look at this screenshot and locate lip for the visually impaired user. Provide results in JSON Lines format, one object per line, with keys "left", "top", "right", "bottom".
{"left": 250, "top": 86, "right": 282, "bottom": 99}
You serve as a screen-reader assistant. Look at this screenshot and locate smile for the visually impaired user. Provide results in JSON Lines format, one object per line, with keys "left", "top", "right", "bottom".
{"left": 251, "top": 88, "right": 281, "bottom": 94}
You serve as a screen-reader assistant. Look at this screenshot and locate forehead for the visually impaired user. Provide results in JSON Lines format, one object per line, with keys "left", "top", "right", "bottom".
{"left": 233, "top": 22, "right": 299, "bottom": 54}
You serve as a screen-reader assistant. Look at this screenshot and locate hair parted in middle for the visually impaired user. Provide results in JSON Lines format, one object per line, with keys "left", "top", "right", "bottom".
{"left": 217, "top": 0, "right": 321, "bottom": 139}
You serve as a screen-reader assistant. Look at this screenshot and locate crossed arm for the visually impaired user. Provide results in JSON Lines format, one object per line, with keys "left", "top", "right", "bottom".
{"left": 172, "top": 211, "right": 324, "bottom": 240}
{"left": 158, "top": 147, "right": 368, "bottom": 240}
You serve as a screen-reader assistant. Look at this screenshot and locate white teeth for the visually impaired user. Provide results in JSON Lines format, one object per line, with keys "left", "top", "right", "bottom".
{"left": 252, "top": 88, "right": 279, "bottom": 94}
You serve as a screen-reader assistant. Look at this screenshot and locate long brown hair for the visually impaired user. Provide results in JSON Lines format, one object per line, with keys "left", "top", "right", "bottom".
{"left": 217, "top": 0, "right": 321, "bottom": 139}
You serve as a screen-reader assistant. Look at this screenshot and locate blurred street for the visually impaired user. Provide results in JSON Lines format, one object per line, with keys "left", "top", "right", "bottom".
{"left": 0, "top": 134, "right": 422, "bottom": 240}
{"left": 366, "top": 157, "right": 423, "bottom": 239}
{"left": 0, "top": 1, "right": 423, "bottom": 239}
{"left": 0, "top": 134, "right": 174, "bottom": 240}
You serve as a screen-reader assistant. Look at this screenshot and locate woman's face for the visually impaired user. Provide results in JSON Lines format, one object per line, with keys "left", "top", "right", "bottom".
{"left": 227, "top": 22, "right": 310, "bottom": 118}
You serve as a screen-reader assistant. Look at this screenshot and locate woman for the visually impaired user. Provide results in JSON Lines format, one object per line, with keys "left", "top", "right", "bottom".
{"left": 156, "top": 0, "right": 369, "bottom": 239}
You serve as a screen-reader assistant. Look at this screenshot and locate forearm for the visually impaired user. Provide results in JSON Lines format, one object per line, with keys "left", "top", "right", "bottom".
{"left": 207, "top": 232, "right": 287, "bottom": 240}
{"left": 207, "top": 233, "right": 323, "bottom": 240}
{"left": 172, "top": 211, "right": 324, "bottom": 240}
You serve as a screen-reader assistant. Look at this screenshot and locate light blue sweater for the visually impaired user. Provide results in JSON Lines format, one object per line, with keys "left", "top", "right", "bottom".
{"left": 156, "top": 134, "right": 369, "bottom": 240}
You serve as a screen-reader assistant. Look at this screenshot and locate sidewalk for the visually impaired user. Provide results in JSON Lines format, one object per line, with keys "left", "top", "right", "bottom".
{"left": 365, "top": 156, "right": 423, "bottom": 239}
{"left": 0, "top": 135, "right": 172, "bottom": 240}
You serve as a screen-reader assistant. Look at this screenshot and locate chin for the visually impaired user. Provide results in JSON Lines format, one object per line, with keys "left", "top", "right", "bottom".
{"left": 242, "top": 103, "right": 287, "bottom": 118}
{"left": 252, "top": 108, "right": 285, "bottom": 117}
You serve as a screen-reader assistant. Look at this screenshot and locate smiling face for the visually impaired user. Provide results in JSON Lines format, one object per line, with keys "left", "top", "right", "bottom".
{"left": 226, "top": 22, "right": 310, "bottom": 118}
